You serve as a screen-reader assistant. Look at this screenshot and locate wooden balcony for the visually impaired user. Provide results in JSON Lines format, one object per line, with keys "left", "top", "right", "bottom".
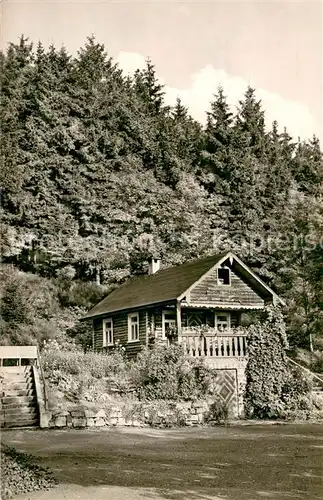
{"left": 179, "top": 327, "right": 247, "bottom": 358}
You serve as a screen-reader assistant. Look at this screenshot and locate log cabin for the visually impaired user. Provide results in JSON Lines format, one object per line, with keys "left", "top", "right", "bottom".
{"left": 83, "top": 251, "right": 283, "bottom": 357}
{"left": 83, "top": 251, "right": 284, "bottom": 415}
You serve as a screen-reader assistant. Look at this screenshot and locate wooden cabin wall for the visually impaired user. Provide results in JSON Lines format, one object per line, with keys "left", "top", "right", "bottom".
{"left": 92, "top": 310, "right": 148, "bottom": 358}
{"left": 92, "top": 305, "right": 244, "bottom": 355}
{"left": 93, "top": 317, "right": 104, "bottom": 348}
{"left": 189, "top": 266, "right": 264, "bottom": 307}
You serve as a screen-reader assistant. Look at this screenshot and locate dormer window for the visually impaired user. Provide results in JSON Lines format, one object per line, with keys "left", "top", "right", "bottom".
{"left": 217, "top": 267, "right": 231, "bottom": 285}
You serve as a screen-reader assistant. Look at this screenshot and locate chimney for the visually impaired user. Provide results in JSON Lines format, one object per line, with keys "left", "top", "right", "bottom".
{"left": 148, "top": 258, "right": 161, "bottom": 275}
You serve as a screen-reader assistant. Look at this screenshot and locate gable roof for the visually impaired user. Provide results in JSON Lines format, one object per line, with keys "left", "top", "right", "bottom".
{"left": 83, "top": 253, "right": 226, "bottom": 319}
{"left": 82, "top": 252, "right": 284, "bottom": 319}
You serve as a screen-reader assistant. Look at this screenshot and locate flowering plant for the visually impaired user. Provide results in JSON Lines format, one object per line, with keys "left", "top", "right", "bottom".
{"left": 165, "top": 324, "right": 178, "bottom": 338}
{"left": 113, "top": 339, "right": 126, "bottom": 354}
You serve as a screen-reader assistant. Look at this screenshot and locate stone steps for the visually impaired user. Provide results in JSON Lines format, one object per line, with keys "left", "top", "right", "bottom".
{"left": 2, "top": 388, "right": 36, "bottom": 397}
{"left": 1, "top": 394, "right": 37, "bottom": 405}
{"left": 2, "top": 377, "right": 34, "bottom": 386}
{"left": 1, "top": 381, "right": 35, "bottom": 392}
{"left": 2, "top": 409, "right": 39, "bottom": 428}
{"left": 2, "top": 399, "right": 37, "bottom": 410}
{"left": 0, "top": 365, "right": 39, "bottom": 428}
{"left": 2, "top": 368, "right": 33, "bottom": 377}
{"left": 3, "top": 406, "right": 38, "bottom": 416}
{"left": 1, "top": 416, "right": 39, "bottom": 428}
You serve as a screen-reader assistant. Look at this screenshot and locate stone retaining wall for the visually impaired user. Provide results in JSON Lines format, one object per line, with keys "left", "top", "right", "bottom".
{"left": 40, "top": 400, "right": 226, "bottom": 429}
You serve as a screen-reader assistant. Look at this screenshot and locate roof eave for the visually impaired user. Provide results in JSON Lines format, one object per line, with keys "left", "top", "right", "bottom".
{"left": 81, "top": 298, "right": 178, "bottom": 321}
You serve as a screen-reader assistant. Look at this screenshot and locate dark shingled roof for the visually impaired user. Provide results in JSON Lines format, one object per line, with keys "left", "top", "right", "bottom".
{"left": 83, "top": 253, "right": 227, "bottom": 319}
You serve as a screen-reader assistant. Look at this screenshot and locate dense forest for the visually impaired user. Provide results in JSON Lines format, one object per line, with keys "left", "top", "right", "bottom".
{"left": 1, "top": 36, "right": 322, "bottom": 351}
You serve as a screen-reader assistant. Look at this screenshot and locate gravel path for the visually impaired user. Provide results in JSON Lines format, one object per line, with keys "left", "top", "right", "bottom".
{"left": 2, "top": 424, "right": 323, "bottom": 500}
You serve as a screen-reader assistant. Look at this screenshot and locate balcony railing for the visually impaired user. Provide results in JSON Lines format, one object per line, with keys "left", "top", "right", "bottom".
{"left": 179, "top": 327, "right": 247, "bottom": 358}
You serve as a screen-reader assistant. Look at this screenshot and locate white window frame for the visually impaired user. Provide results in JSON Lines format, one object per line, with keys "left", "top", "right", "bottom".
{"left": 217, "top": 266, "right": 231, "bottom": 286}
{"left": 162, "top": 310, "right": 176, "bottom": 339}
{"left": 215, "top": 312, "right": 231, "bottom": 331}
{"left": 128, "top": 312, "right": 140, "bottom": 342}
{"left": 102, "top": 318, "right": 114, "bottom": 347}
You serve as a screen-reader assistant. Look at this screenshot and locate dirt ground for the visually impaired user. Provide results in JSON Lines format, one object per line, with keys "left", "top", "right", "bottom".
{"left": 1, "top": 423, "right": 323, "bottom": 500}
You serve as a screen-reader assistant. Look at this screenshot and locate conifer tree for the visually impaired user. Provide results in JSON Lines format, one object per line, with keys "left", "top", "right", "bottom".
{"left": 1, "top": 37, "right": 322, "bottom": 352}
{"left": 133, "top": 58, "right": 165, "bottom": 116}
{"left": 1, "top": 36, "right": 34, "bottom": 211}
{"left": 292, "top": 136, "right": 323, "bottom": 195}
{"left": 234, "top": 86, "right": 267, "bottom": 159}
{"left": 269, "top": 187, "right": 323, "bottom": 349}
{"left": 201, "top": 86, "right": 233, "bottom": 182}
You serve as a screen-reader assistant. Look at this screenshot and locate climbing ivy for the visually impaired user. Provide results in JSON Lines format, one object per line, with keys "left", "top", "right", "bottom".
{"left": 244, "top": 307, "right": 290, "bottom": 418}
{"left": 244, "top": 307, "right": 315, "bottom": 419}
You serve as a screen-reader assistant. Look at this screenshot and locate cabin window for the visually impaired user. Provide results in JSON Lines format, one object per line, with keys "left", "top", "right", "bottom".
{"left": 128, "top": 312, "right": 139, "bottom": 342}
{"left": 217, "top": 267, "right": 231, "bottom": 285}
{"left": 215, "top": 312, "right": 231, "bottom": 331}
{"left": 162, "top": 310, "right": 176, "bottom": 339}
{"left": 102, "top": 318, "right": 113, "bottom": 346}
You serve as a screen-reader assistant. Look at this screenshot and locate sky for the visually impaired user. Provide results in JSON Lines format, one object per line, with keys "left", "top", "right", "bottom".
{"left": 2, "top": 0, "right": 322, "bottom": 141}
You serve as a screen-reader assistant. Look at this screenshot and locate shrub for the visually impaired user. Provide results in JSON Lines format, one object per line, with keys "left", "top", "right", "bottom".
{"left": 310, "top": 352, "right": 323, "bottom": 374}
{"left": 279, "top": 367, "right": 314, "bottom": 419}
{"left": 42, "top": 340, "right": 129, "bottom": 380}
{"left": 41, "top": 340, "right": 132, "bottom": 407}
{"left": 288, "top": 348, "right": 323, "bottom": 375}
{"left": 1, "top": 445, "right": 57, "bottom": 499}
{"left": 244, "top": 307, "right": 313, "bottom": 419}
{"left": 0, "top": 265, "right": 59, "bottom": 323}
{"left": 66, "top": 319, "right": 93, "bottom": 351}
{"left": 131, "top": 344, "right": 217, "bottom": 401}
{"left": 57, "top": 279, "right": 108, "bottom": 309}
{"left": 244, "top": 307, "right": 289, "bottom": 419}
{"left": 204, "top": 399, "right": 229, "bottom": 425}
{"left": 0, "top": 264, "right": 87, "bottom": 347}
